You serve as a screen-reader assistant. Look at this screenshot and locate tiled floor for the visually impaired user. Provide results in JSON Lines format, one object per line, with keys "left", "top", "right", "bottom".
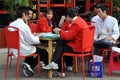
{"left": 0, "top": 48, "right": 120, "bottom": 80}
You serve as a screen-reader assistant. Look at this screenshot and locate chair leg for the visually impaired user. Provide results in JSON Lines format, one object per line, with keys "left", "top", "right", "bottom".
{"left": 102, "top": 50, "right": 106, "bottom": 72}
{"left": 38, "top": 55, "right": 40, "bottom": 77}
{"left": 4, "top": 55, "right": 9, "bottom": 80}
{"left": 16, "top": 58, "right": 20, "bottom": 80}
{"left": 81, "top": 56, "right": 85, "bottom": 80}
{"left": 108, "top": 52, "right": 114, "bottom": 76}
{"left": 61, "top": 55, "right": 64, "bottom": 77}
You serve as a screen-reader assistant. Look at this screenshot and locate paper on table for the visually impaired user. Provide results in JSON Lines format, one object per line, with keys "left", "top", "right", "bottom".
{"left": 40, "top": 32, "right": 60, "bottom": 38}
{"left": 112, "top": 47, "right": 120, "bottom": 53}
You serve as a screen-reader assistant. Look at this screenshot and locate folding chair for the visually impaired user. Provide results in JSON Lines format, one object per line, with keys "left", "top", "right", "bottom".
{"left": 4, "top": 26, "right": 40, "bottom": 80}
{"left": 61, "top": 26, "right": 96, "bottom": 80}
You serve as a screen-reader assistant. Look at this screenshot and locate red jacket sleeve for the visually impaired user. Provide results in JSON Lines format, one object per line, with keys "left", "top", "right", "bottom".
{"left": 60, "top": 24, "right": 81, "bottom": 40}
{"left": 61, "top": 21, "right": 70, "bottom": 30}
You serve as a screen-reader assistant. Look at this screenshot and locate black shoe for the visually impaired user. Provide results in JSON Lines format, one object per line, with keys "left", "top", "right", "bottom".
{"left": 22, "top": 63, "right": 34, "bottom": 77}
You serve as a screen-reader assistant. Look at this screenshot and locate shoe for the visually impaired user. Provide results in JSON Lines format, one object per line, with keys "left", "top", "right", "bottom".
{"left": 42, "top": 62, "right": 58, "bottom": 70}
{"left": 66, "top": 66, "right": 73, "bottom": 71}
{"left": 53, "top": 70, "right": 65, "bottom": 77}
{"left": 22, "top": 63, "right": 34, "bottom": 77}
{"left": 40, "top": 61, "right": 45, "bottom": 67}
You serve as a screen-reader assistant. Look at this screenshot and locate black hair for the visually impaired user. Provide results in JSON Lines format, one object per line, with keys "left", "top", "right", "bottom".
{"left": 93, "top": 3, "right": 99, "bottom": 8}
{"left": 96, "top": 4, "right": 109, "bottom": 15}
{"left": 46, "top": 8, "right": 53, "bottom": 14}
{"left": 90, "top": 3, "right": 99, "bottom": 11}
{"left": 16, "top": 6, "right": 29, "bottom": 18}
{"left": 67, "top": 7, "right": 79, "bottom": 18}
{"left": 27, "top": 7, "right": 33, "bottom": 11}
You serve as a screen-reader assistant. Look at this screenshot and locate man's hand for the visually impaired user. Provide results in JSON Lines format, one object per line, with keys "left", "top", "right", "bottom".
{"left": 53, "top": 27, "right": 61, "bottom": 33}
{"left": 61, "top": 16, "right": 66, "bottom": 21}
{"left": 33, "top": 32, "right": 41, "bottom": 37}
{"left": 104, "top": 36, "right": 114, "bottom": 41}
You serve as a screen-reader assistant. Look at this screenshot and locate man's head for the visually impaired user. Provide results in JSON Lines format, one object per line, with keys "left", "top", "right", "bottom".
{"left": 92, "top": 3, "right": 99, "bottom": 13}
{"left": 66, "top": 7, "right": 79, "bottom": 22}
{"left": 95, "top": 4, "right": 109, "bottom": 19}
{"left": 46, "top": 8, "right": 53, "bottom": 20}
{"left": 16, "top": 6, "right": 29, "bottom": 22}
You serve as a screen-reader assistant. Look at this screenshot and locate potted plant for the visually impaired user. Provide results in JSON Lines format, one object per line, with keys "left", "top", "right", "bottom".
{"left": 4, "top": 0, "right": 29, "bottom": 20}
{"left": 113, "top": 0, "right": 120, "bottom": 17}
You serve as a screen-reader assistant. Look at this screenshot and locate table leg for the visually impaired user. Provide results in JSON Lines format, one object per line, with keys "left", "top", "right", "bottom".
{"left": 74, "top": 57, "right": 78, "bottom": 73}
{"left": 48, "top": 40, "right": 53, "bottom": 78}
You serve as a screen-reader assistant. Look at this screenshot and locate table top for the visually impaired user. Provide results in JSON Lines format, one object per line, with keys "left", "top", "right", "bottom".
{"left": 40, "top": 37, "right": 59, "bottom": 40}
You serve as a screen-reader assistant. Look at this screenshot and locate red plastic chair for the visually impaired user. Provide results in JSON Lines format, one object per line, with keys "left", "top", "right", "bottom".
{"left": 28, "top": 20, "right": 40, "bottom": 33}
{"left": 108, "top": 51, "right": 120, "bottom": 76}
{"left": 4, "top": 26, "right": 40, "bottom": 80}
{"left": 61, "top": 26, "right": 96, "bottom": 80}
{"left": 98, "top": 42, "right": 117, "bottom": 72}
{"left": 98, "top": 48, "right": 112, "bottom": 72}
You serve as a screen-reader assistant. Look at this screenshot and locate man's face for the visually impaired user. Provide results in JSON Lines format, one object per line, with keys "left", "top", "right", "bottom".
{"left": 96, "top": 8, "right": 106, "bottom": 18}
{"left": 46, "top": 11, "right": 53, "bottom": 20}
{"left": 28, "top": 10, "right": 33, "bottom": 20}
{"left": 22, "top": 13, "right": 29, "bottom": 23}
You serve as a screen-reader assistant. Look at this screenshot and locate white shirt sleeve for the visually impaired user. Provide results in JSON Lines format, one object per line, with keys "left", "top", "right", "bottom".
{"left": 94, "top": 26, "right": 99, "bottom": 40}
{"left": 111, "top": 19, "right": 120, "bottom": 41}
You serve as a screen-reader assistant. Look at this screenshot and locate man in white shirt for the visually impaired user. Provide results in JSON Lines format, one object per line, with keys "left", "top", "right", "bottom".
{"left": 9, "top": 7, "right": 48, "bottom": 77}
{"left": 92, "top": 4, "right": 119, "bottom": 57}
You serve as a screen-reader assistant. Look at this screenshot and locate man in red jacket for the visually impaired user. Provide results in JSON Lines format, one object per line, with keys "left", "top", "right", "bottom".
{"left": 43, "top": 7, "right": 88, "bottom": 77}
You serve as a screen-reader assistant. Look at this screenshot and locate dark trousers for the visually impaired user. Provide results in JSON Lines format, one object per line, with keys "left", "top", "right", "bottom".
{"left": 94, "top": 39, "right": 114, "bottom": 60}
{"left": 94, "top": 39, "right": 114, "bottom": 49}
{"left": 25, "top": 47, "right": 48, "bottom": 69}
{"left": 52, "top": 40, "right": 77, "bottom": 72}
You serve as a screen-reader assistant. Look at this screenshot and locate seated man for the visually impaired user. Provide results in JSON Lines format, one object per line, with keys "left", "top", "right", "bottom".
{"left": 91, "top": 4, "right": 119, "bottom": 55}
{"left": 9, "top": 7, "right": 48, "bottom": 77}
{"left": 42, "top": 7, "right": 88, "bottom": 77}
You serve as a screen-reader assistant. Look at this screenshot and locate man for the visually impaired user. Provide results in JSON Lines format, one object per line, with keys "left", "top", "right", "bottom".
{"left": 9, "top": 7, "right": 48, "bottom": 77}
{"left": 92, "top": 4, "right": 119, "bottom": 56}
{"left": 43, "top": 7, "right": 88, "bottom": 77}
{"left": 85, "top": 3, "right": 99, "bottom": 22}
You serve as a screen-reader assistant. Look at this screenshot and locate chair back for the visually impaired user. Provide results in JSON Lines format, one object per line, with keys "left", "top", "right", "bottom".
{"left": 81, "top": 26, "right": 95, "bottom": 52}
{"left": 4, "top": 26, "right": 20, "bottom": 50}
